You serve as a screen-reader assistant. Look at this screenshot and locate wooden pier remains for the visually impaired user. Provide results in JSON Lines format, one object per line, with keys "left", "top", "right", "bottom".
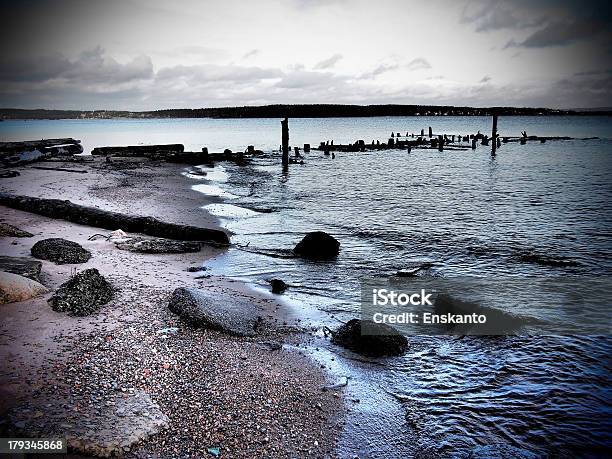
{"left": 491, "top": 114, "right": 498, "bottom": 156}
{"left": 1, "top": 138, "right": 83, "bottom": 166}
{"left": 281, "top": 117, "right": 289, "bottom": 169}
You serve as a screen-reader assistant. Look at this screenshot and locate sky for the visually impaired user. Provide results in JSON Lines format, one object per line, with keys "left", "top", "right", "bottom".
{"left": 0, "top": 0, "right": 611, "bottom": 110}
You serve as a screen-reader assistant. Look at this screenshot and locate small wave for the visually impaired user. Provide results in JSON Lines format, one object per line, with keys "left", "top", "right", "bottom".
{"left": 433, "top": 294, "right": 543, "bottom": 334}
{"left": 512, "top": 251, "right": 581, "bottom": 268}
{"left": 192, "top": 183, "right": 239, "bottom": 199}
{"left": 240, "top": 205, "right": 278, "bottom": 213}
{"left": 193, "top": 164, "right": 228, "bottom": 182}
{"left": 203, "top": 203, "right": 259, "bottom": 218}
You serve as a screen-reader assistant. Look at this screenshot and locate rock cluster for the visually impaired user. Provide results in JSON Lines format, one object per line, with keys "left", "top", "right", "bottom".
{"left": 331, "top": 319, "right": 408, "bottom": 357}
{"left": 49, "top": 268, "right": 113, "bottom": 316}
{"left": 31, "top": 238, "right": 92, "bottom": 264}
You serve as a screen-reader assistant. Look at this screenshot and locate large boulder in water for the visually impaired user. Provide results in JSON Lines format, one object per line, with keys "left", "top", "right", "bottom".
{"left": 31, "top": 238, "right": 91, "bottom": 264}
{"left": 331, "top": 319, "right": 408, "bottom": 357}
{"left": 293, "top": 231, "right": 340, "bottom": 260}
{"left": 49, "top": 268, "right": 113, "bottom": 316}
{"left": 0, "top": 271, "right": 49, "bottom": 305}
{"left": 168, "top": 287, "right": 261, "bottom": 337}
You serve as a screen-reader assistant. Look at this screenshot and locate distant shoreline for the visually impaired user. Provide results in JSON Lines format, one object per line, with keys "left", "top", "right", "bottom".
{"left": 1, "top": 104, "right": 612, "bottom": 120}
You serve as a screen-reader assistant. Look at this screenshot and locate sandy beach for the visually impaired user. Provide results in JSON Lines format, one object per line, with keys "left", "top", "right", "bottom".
{"left": 0, "top": 158, "right": 344, "bottom": 457}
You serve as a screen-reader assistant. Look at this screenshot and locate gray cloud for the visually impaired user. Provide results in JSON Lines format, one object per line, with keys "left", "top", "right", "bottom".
{"left": 0, "top": 47, "right": 153, "bottom": 85}
{"left": 461, "top": 0, "right": 545, "bottom": 32}
{"left": 407, "top": 58, "right": 431, "bottom": 71}
{"left": 463, "top": 0, "right": 612, "bottom": 48}
{"left": 0, "top": 2, "right": 610, "bottom": 110}
{"left": 358, "top": 57, "right": 430, "bottom": 79}
{"left": 64, "top": 47, "right": 153, "bottom": 84}
{"left": 242, "top": 49, "right": 260, "bottom": 59}
{"left": 275, "top": 69, "right": 342, "bottom": 89}
{"left": 359, "top": 63, "right": 400, "bottom": 79}
{"left": 156, "top": 63, "right": 282, "bottom": 83}
{"left": 0, "top": 52, "right": 70, "bottom": 83}
{"left": 314, "top": 54, "right": 343, "bottom": 70}
{"left": 518, "top": 20, "right": 605, "bottom": 48}
{"left": 546, "top": 72, "right": 612, "bottom": 108}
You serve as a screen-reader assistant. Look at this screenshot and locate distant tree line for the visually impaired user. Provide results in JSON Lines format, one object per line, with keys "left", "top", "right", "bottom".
{"left": 1, "top": 104, "right": 610, "bottom": 120}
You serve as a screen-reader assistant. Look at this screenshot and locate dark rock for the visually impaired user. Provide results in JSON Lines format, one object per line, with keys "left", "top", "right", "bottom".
{"left": 293, "top": 231, "right": 340, "bottom": 260}
{"left": 270, "top": 279, "right": 287, "bottom": 294}
{"left": 168, "top": 288, "right": 260, "bottom": 337}
{"left": 0, "top": 222, "right": 33, "bottom": 237}
{"left": 0, "top": 256, "right": 42, "bottom": 280}
{"left": 49, "top": 268, "right": 113, "bottom": 316}
{"left": 187, "top": 266, "right": 206, "bottom": 272}
{"left": 31, "top": 238, "right": 91, "bottom": 264}
{"left": 114, "top": 237, "right": 201, "bottom": 254}
{"left": 331, "top": 319, "right": 408, "bottom": 357}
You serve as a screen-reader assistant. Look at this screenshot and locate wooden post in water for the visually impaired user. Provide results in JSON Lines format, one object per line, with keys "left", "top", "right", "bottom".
{"left": 428, "top": 126, "right": 433, "bottom": 138}
{"left": 438, "top": 135, "right": 444, "bottom": 152}
{"left": 491, "top": 114, "right": 498, "bottom": 156}
{"left": 281, "top": 117, "right": 289, "bottom": 169}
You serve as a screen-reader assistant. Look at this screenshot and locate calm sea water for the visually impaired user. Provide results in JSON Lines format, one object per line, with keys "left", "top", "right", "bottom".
{"left": 2, "top": 116, "right": 611, "bottom": 457}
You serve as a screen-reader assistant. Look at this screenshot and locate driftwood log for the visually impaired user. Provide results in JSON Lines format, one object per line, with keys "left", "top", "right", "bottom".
{"left": 0, "top": 138, "right": 83, "bottom": 167}
{"left": 91, "top": 144, "right": 184, "bottom": 156}
{"left": 0, "top": 193, "right": 230, "bottom": 245}
{"left": 92, "top": 144, "right": 262, "bottom": 164}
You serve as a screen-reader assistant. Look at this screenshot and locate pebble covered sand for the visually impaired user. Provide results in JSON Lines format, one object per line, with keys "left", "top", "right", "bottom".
{"left": 3, "top": 275, "right": 343, "bottom": 458}
{"left": 0, "top": 160, "right": 345, "bottom": 457}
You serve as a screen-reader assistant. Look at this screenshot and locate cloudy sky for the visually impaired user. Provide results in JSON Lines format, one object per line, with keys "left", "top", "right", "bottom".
{"left": 1, "top": 0, "right": 610, "bottom": 110}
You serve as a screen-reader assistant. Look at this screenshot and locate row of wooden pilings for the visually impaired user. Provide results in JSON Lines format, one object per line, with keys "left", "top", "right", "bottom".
{"left": 278, "top": 113, "right": 531, "bottom": 169}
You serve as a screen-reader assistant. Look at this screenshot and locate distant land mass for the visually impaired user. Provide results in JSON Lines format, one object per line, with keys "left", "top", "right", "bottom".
{"left": 1, "top": 104, "right": 611, "bottom": 120}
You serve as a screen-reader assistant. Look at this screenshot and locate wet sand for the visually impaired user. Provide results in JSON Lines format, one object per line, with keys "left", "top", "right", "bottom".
{"left": 0, "top": 158, "right": 343, "bottom": 457}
